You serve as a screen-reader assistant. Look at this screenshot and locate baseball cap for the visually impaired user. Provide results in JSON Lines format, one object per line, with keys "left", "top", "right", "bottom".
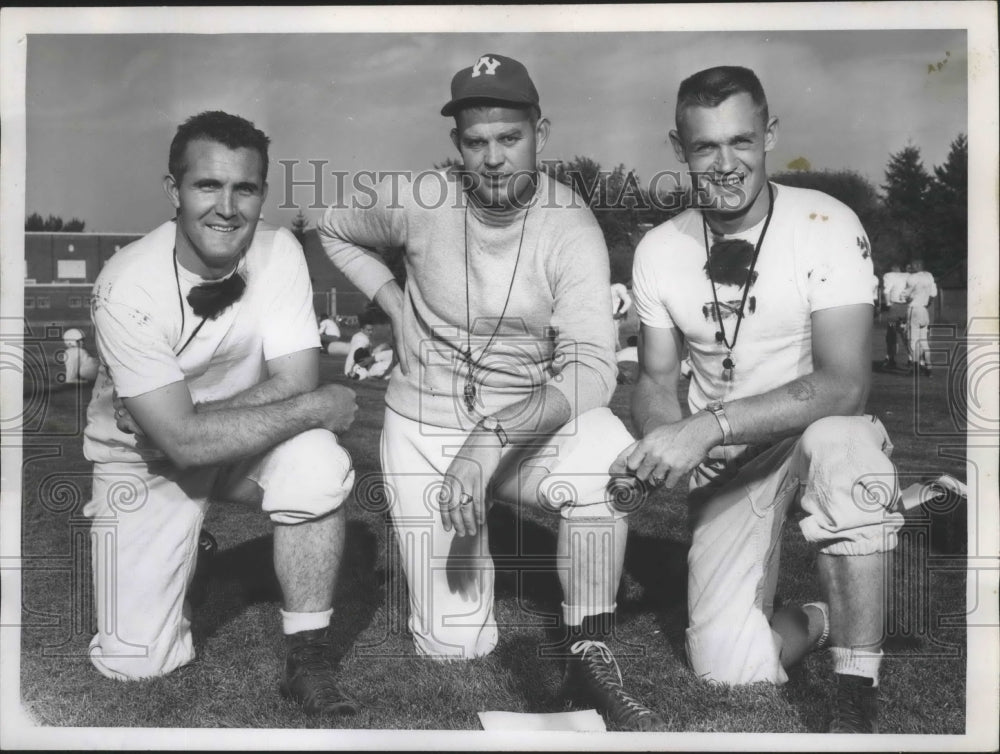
{"left": 441, "top": 53, "right": 540, "bottom": 116}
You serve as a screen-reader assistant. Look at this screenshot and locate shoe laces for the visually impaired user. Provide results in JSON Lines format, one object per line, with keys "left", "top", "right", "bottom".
{"left": 569, "top": 641, "right": 662, "bottom": 727}
{"left": 570, "top": 640, "right": 623, "bottom": 687}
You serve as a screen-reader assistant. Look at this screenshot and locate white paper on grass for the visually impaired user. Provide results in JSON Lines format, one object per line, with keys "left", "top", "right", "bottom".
{"left": 477, "top": 710, "right": 607, "bottom": 732}
{"left": 898, "top": 474, "right": 967, "bottom": 511}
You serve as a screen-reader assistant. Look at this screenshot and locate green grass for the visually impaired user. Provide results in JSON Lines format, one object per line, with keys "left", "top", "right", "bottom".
{"left": 18, "top": 322, "right": 969, "bottom": 733}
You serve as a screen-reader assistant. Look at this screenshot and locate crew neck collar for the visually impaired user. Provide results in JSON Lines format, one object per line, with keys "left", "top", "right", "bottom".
{"left": 465, "top": 172, "right": 542, "bottom": 226}
{"left": 173, "top": 252, "right": 245, "bottom": 286}
{"left": 704, "top": 181, "right": 779, "bottom": 239}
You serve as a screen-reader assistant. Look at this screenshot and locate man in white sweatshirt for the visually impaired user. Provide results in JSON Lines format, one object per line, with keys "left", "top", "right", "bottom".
{"left": 319, "top": 54, "right": 664, "bottom": 731}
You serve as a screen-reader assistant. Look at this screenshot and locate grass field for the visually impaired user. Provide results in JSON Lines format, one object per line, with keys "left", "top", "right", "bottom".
{"left": 17, "top": 321, "right": 971, "bottom": 734}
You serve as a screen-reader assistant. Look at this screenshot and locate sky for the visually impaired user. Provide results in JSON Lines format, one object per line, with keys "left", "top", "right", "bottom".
{"left": 23, "top": 26, "right": 968, "bottom": 233}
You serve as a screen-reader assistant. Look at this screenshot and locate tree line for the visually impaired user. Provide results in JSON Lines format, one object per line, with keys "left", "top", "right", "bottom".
{"left": 25, "top": 212, "right": 86, "bottom": 232}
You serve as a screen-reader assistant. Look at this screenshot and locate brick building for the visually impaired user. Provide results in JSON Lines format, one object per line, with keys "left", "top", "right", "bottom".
{"left": 23, "top": 228, "right": 369, "bottom": 334}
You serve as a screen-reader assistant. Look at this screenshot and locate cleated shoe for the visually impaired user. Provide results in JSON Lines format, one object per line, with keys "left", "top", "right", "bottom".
{"left": 829, "top": 673, "right": 879, "bottom": 733}
{"left": 564, "top": 640, "right": 668, "bottom": 732}
{"left": 280, "top": 627, "right": 359, "bottom": 716}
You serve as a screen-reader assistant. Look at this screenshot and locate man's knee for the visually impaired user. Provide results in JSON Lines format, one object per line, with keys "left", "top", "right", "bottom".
{"left": 535, "top": 407, "right": 637, "bottom": 521}
{"left": 800, "top": 415, "right": 894, "bottom": 463}
{"left": 798, "top": 416, "right": 902, "bottom": 556}
{"left": 411, "top": 621, "right": 498, "bottom": 660}
{"left": 685, "top": 621, "right": 787, "bottom": 686}
{"left": 260, "top": 429, "right": 355, "bottom": 524}
{"left": 89, "top": 630, "right": 194, "bottom": 681}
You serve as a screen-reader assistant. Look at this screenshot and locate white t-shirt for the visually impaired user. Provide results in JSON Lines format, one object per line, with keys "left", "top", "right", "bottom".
{"left": 318, "top": 318, "right": 341, "bottom": 339}
{"left": 632, "top": 183, "right": 874, "bottom": 415}
{"left": 83, "top": 220, "right": 320, "bottom": 464}
{"left": 903, "top": 270, "right": 938, "bottom": 307}
{"left": 882, "top": 270, "right": 909, "bottom": 305}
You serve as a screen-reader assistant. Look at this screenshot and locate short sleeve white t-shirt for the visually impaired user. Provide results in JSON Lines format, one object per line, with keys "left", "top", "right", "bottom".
{"left": 83, "top": 220, "right": 320, "bottom": 464}
{"left": 319, "top": 318, "right": 341, "bottom": 338}
{"left": 882, "top": 271, "right": 909, "bottom": 305}
{"left": 632, "top": 183, "right": 874, "bottom": 414}
{"left": 904, "top": 270, "right": 938, "bottom": 307}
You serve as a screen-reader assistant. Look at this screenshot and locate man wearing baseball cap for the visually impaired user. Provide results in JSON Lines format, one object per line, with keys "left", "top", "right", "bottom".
{"left": 320, "top": 53, "right": 666, "bottom": 731}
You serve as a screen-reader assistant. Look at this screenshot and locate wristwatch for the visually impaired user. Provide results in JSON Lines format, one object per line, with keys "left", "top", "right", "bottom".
{"left": 705, "top": 400, "right": 733, "bottom": 445}
{"left": 478, "top": 415, "right": 510, "bottom": 448}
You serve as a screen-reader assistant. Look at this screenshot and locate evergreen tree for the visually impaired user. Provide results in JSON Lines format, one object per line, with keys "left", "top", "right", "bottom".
{"left": 882, "top": 145, "right": 933, "bottom": 218}
{"left": 881, "top": 145, "right": 934, "bottom": 265}
{"left": 928, "top": 134, "right": 967, "bottom": 277}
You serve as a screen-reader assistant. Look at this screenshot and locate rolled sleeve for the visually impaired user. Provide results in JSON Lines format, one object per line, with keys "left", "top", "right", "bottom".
{"left": 92, "top": 298, "right": 184, "bottom": 399}
{"left": 317, "top": 181, "right": 403, "bottom": 300}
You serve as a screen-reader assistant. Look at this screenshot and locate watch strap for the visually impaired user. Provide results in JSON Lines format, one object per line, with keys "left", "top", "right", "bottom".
{"left": 707, "top": 402, "right": 733, "bottom": 445}
{"left": 479, "top": 416, "right": 510, "bottom": 448}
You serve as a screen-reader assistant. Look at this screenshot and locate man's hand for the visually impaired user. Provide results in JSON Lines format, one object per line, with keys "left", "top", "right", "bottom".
{"left": 611, "top": 412, "right": 722, "bottom": 489}
{"left": 306, "top": 384, "right": 358, "bottom": 434}
{"left": 438, "top": 440, "right": 502, "bottom": 538}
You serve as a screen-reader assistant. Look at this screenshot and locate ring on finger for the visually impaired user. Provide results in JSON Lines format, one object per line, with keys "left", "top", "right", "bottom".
{"left": 459, "top": 493, "right": 474, "bottom": 508}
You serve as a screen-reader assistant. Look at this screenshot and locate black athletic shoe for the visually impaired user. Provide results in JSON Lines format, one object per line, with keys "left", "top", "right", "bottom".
{"left": 920, "top": 364, "right": 932, "bottom": 377}
{"left": 829, "top": 673, "right": 879, "bottom": 733}
{"left": 564, "top": 640, "right": 668, "bottom": 732}
{"left": 188, "top": 529, "right": 218, "bottom": 608}
{"left": 280, "top": 627, "right": 359, "bottom": 716}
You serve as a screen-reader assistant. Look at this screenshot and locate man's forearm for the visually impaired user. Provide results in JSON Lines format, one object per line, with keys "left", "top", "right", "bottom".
{"left": 373, "top": 280, "right": 404, "bottom": 322}
{"left": 719, "top": 371, "right": 866, "bottom": 447}
{"left": 197, "top": 373, "right": 314, "bottom": 413}
{"left": 318, "top": 209, "right": 397, "bottom": 300}
{"left": 163, "top": 392, "right": 325, "bottom": 468}
{"left": 632, "top": 375, "right": 684, "bottom": 437}
{"left": 498, "top": 384, "right": 572, "bottom": 437}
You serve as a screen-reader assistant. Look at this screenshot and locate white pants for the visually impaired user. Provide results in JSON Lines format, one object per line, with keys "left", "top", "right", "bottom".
{"left": 685, "top": 415, "right": 902, "bottom": 686}
{"left": 85, "top": 429, "right": 354, "bottom": 681}
{"left": 379, "top": 406, "right": 634, "bottom": 659}
{"left": 907, "top": 304, "right": 930, "bottom": 364}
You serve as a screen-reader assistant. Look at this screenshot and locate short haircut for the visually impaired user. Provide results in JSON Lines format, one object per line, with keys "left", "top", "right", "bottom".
{"left": 168, "top": 111, "right": 270, "bottom": 183}
{"left": 454, "top": 100, "right": 541, "bottom": 129}
{"left": 675, "top": 66, "right": 769, "bottom": 126}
